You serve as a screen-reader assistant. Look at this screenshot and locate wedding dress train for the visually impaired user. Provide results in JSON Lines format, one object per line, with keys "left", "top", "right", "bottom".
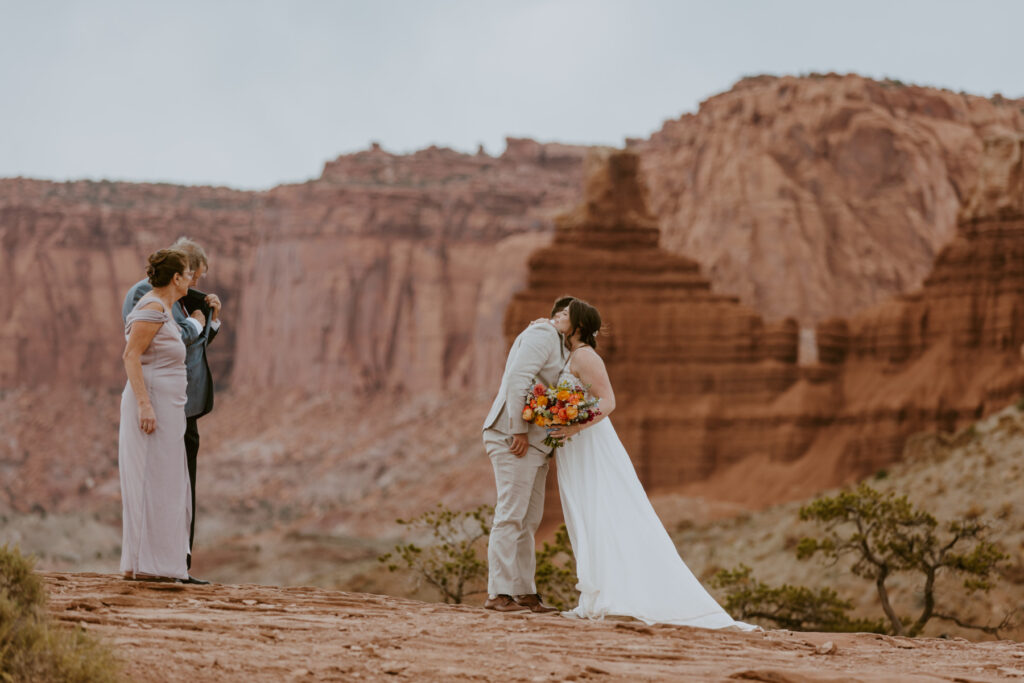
{"left": 555, "top": 372, "right": 757, "bottom": 630}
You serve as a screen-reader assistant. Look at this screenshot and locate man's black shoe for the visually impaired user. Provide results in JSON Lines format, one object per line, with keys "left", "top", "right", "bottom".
{"left": 178, "top": 575, "right": 211, "bottom": 585}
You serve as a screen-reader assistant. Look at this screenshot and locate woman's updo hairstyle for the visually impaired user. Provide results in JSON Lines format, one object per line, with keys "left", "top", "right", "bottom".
{"left": 567, "top": 298, "right": 602, "bottom": 350}
{"left": 146, "top": 249, "right": 189, "bottom": 287}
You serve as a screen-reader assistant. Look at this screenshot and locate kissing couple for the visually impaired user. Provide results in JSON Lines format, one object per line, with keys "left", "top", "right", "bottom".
{"left": 481, "top": 296, "right": 757, "bottom": 629}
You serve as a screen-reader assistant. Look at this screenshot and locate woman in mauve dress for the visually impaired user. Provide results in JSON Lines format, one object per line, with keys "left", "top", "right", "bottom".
{"left": 119, "top": 249, "right": 193, "bottom": 581}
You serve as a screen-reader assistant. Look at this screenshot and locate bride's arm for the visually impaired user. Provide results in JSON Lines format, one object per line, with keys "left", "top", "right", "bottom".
{"left": 548, "top": 348, "right": 615, "bottom": 440}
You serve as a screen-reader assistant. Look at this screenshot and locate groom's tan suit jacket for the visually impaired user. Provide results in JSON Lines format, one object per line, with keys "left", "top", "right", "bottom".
{"left": 482, "top": 321, "right": 566, "bottom": 461}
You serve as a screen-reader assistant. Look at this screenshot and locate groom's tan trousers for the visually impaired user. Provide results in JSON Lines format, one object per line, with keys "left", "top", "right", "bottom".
{"left": 483, "top": 428, "right": 549, "bottom": 596}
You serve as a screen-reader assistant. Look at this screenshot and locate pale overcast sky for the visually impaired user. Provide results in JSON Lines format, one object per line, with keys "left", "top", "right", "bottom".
{"left": 1, "top": 0, "right": 1021, "bottom": 189}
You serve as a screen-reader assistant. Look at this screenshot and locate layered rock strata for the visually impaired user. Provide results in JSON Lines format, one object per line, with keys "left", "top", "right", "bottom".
{"left": 505, "top": 150, "right": 803, "bottom": 519}
{"left": 233, "top": 143, "right": 587, "bottom": 395}
{"left": 5, "top": 76, "right": 1024, "bottom": 527}
{"left": 801, "top": 132, "right": 1024, "bottom": 481}
{"left": 0, "top": 142, "right": 587, "bottom": 393}
{"left": 0, "top": 180, "right": 257, "bottom": 388}
{"left": 511, "top": 137, "right": 1024, "bottom": 519}
{"left": 636, "top": 73, "right": 1024, "bottom": 324}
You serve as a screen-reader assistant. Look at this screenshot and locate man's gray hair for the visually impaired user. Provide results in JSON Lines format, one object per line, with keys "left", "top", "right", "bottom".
{"left": 170, "top": 237, "right": 208, "bottom": 271}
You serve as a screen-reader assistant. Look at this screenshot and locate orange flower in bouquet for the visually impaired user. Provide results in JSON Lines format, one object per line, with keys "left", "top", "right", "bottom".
{"left": 521, "top": 378, "right": 601, "bottom": 447}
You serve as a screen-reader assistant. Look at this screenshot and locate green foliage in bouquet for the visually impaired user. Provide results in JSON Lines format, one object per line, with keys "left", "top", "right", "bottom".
{"left": 0, "top": 544, "right": 121, "bottom": 682}
{"left": 379, "top": 504, "right": 493, "bottom": 604}
{"left": 534, "top": 524, "right": 579, "bottom": 611}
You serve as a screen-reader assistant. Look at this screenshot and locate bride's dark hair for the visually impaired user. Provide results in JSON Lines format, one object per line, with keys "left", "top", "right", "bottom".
{"left": 567, "top": 299, "right": 602, "bottom": 350}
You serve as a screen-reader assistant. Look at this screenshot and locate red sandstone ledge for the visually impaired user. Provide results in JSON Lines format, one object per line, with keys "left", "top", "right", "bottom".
{"left": 44, "top": 572, "right": 1024, "bottom": 682}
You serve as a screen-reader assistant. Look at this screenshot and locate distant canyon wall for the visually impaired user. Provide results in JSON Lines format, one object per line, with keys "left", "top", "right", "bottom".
{"left": 512, "top": 134, "right": 1024, "bottom": 518}
{"left": 4, "top": 76, "right": 1024, "bottom": 515}
{"left": 636, "top": 73, "right": 1024, "bottom": 323}
{"left": 0, "top": 142, "right": 586, "bottom": 394}
{"left": 3, "top": 75, "right": 1021, "bottom": 399}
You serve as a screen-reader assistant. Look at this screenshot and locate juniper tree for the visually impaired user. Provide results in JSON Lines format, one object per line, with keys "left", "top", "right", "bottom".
{"left": 379, "top": 504, "right": 492, "bottom": 604}
{"left": 796, "top": 483, "right": 1010, "bottom": 637}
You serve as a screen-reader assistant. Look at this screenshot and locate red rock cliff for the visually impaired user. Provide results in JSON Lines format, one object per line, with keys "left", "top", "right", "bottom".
{"left": 635, "top": 73, "right": 1024, "bottom": 324}
{"left": 0, "top": 142, "right": 587, "bottom": 393}
{"left": 689, "top": 131, "right": 1024, "bottom": 505}
{"left": 510, "top": 136, "right": 1024, "bottom": 517}
{"left": 5, "top": 76, "right": 1024, "bottom": 521}
{"left": 505, "top": 149, "right": 804, "bottom": 521}
{"left": 5, "top": 75, "right": 1022, "bottom": 395}
{"left": 816, "top": 132, "right": 1024, "bottom": 469}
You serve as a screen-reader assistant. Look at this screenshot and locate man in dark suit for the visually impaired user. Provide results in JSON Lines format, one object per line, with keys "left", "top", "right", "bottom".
{"left": 122, "top": 237, "right": 222, "bottom": 584}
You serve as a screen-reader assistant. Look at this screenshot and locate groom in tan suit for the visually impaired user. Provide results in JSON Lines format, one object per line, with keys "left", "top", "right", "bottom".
{"left": 481, "top": 296, "right": 574, "bottom": 613}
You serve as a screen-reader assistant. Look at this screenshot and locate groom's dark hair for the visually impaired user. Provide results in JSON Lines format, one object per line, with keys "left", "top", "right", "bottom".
{"left": 551, "top": 295, "right": 575, "bottom": 316}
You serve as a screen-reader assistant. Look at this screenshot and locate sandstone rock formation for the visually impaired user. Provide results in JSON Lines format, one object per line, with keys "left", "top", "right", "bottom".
{"left": 233, "top": 142, "right": 587, "bottom": 395}
{"left": 509, "top": 136, "right": 1024, "bottom": 519}
{"left": 5, "top": 76, "right": 1022, "bottom": 397}
{"left": 506, "top": 149, "right": 801, "bottom": 508}
{"left": 0, "top": 142, "right": 586, "bottom": 393}
{"left": 636, "top": 73, "right": 1024, "bottom": 324}
{"left": 804, "top": 131, "right": 1024, "bottom": 479}
{"left": 44, "top": 572, "right": 1024, "bottom": 681}
{"left": 5, "top": 76, "right": 1024, "bottom": 588}
{"left": 0, "top": 180, "right": 258, "bottom": 389}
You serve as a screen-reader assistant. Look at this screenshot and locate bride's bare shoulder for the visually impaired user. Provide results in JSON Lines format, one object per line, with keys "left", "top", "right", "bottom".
{"left": 571, "top": 346, "right": 606, "bottom": 374}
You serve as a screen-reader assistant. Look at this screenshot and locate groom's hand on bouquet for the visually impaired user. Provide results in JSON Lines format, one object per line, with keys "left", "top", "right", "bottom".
{"left": 510, "top": 433, "right": 529, "bottom": 457}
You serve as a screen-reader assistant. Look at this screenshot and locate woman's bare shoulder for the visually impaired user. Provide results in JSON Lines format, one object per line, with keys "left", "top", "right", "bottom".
{"left": 571, "top": 346, "right": 605, "bottom": 373}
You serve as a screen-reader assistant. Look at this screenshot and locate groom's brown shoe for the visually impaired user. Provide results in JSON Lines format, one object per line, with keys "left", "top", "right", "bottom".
{"left": 514, "top": 594, "right": 558, "bottom": 614}
{"left": 484, "top": 595, "right": 529, "bottom": 612}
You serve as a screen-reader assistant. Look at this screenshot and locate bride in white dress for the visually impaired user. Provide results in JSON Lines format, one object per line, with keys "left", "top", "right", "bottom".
{"left": 546, "top": 299, "right": 757, "bottom": 630}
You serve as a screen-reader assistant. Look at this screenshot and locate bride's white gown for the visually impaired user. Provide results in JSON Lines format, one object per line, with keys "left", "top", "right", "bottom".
{"left": 556, "top": 370, "right": 757, "bottom": 630}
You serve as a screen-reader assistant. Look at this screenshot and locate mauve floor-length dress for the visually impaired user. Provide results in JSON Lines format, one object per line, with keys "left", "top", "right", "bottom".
{"left": 119, "top": 295, "right": 191, "bottom": 580}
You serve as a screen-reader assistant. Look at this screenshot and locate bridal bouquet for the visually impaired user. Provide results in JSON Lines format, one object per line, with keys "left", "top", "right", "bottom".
{"left": 521, "top": 378, "right": 601, "bottom": 447}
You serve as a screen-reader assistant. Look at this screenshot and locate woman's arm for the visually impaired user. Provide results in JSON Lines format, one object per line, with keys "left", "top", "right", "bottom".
{"left": 122, "top": 305, "right": 163, "bottom": 434}
{"left": 548, "top": 348, "right": 616, "bottom": 440}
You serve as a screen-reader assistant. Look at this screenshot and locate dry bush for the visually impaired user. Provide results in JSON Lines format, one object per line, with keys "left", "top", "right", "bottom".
{"left": 0, "top": 544, "right": 121, "bottom": 682}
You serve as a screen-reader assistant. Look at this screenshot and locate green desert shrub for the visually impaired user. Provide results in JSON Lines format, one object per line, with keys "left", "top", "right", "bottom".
{"left": 380, "top": 506, "right": 581, "bottom": 609}
{"left": 714, "top": 484, "right": 1014, "bottom": 637}
{"left": 379, "top": 504, "right": 493, "bottom": 604}
{"left": 712, "top": 564, "right": 885, "bottom": 633}
{"left": 0, "top": 544, "right": 121, "bottom": 682}
{"left": 534, "top": 524, "right": 579, "bottom": 611}
{"left": 798, "top": 483, "right": 1011, "bottom": 637}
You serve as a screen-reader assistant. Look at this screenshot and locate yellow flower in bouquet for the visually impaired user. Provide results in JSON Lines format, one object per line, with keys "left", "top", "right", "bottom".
{"left": 521, "top": 377, "right": 602, "bottom": 447}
